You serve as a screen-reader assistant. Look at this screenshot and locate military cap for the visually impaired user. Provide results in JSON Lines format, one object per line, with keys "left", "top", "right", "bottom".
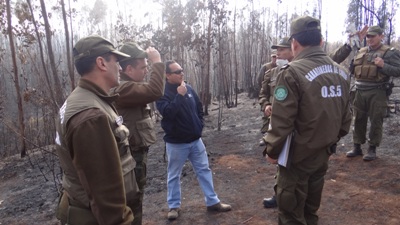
{"left": 119, "top": 42, "right": 148, "bottom": 62}
{"left": 290, "top": 15, "right": 321, "bottom": 37}
{"left": 73, "top": 35, "right": 130, "bottom": 63}
{"left": 367, "top": 26, "right": 383, "bottom": 35}
{"left": 271, "top": 37, "right": 291, "bottom": 49}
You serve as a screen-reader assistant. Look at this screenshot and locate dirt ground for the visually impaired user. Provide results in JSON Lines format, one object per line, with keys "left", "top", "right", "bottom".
{"left": 1, "top": 92, "right": 400, "bottom": 225}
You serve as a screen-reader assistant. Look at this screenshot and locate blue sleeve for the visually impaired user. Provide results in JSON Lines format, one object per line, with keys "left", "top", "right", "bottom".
{"left": 156, "top": 92, "right": 185, "bottom": 120}
{"left": 192, "top": 90, "right": 204, "bottom": 126}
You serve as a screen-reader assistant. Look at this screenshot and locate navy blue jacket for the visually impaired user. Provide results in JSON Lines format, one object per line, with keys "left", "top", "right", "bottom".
{"left": 156, "top": 82, "right": 204, "bottom": 143}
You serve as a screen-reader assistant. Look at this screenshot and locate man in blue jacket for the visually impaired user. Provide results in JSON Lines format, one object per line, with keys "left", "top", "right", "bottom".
{"left": 156, "top": 60, "right": 231, "bottom": 220}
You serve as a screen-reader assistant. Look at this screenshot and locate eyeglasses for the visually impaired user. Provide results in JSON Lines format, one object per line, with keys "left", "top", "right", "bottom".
{"left": 170, "top": 69, "right": 183, "bottom": 75}
{"left": 366, "top": 34, "right": 377, "bottom": 38}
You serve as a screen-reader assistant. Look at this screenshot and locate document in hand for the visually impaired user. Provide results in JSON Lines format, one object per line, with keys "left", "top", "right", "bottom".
{"left": 278, "top": 132, "right": 294, "bottom": 167}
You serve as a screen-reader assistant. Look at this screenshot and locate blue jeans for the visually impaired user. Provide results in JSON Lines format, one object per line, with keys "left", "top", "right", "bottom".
{"left": 166, "top": 138, "right": 220, "bottom": 209}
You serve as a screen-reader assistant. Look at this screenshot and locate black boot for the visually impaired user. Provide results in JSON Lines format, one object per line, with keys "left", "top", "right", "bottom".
{"left": 346, "top": 144, "right": 363, "bottom": 157}
{"left": 263, "top": 195, "right": 277, "bottom": 208}
{"left": 363, "top": 145, "right": 376, "bottom": 161}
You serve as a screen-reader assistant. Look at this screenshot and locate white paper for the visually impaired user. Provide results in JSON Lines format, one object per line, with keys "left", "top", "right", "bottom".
{"left": 278, "top": 133, "right": 293, "bottom": 167}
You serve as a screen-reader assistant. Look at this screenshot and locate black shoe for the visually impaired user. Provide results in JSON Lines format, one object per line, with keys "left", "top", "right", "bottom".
{"left": 263, "top": 196, "right": 277, "bottom": 208}
{"left": 346, "top": 144, "right": 363, "bottom": 157}
{"left": 363, "top": 145, "right": 376, "bottom": 161}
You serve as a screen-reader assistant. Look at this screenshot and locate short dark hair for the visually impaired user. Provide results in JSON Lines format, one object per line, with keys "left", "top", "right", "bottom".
{"left": 292, "top": 30, "right": 322, "bottom": 47}
{"left": 165, "top": 60, "right": 177, "bottom": 73}
{"left": 120, "top": 58, "right": 141, "bottom": 71}
{"left": 74, "top": 52, "right": 113, "bottom": 76}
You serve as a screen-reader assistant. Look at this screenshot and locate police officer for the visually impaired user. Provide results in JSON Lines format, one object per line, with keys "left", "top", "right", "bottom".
{"left": 259, "top": 37, "right": 293, "bottom": 208}
{"left": 259, "top": 36, "right": 354, "bottom": 209}
{"left": 346, "top": 25, "right": 400, "bottom": 161}
{"left": 258, "top": 52, "right": 277, "bottom": 145}
{"left": 263, "top": 16, "right": 352, "bottom": 225}
{"left": 110, "top": 42, "right": 165, "bottom": 225}
{"left": 257, "top": 52, "right": 277, "bottom": 95}
{"left": 55, "top": 35, "right": 135, "bottom": 224}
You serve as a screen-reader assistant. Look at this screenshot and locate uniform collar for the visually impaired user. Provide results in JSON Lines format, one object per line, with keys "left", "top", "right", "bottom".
{"left": 368, "top": 43, "right": 383, "bottom": 52}
{"left": 78, "top": 79, "right": 119, "bottom": 103}
{"left": 119, "top": 71, "right": 133, "bottom": 82}
{"left": 293, "top": 46, "right": 325, "bottom": 61}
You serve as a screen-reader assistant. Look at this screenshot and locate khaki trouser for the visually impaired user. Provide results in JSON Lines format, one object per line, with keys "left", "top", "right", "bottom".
{"left": 129, "top": 146, "right": 149, "bottom": 225}
{"left": 352, "top": 88, "right": 387, "bottom": 146}
{"left": 276, "top": 150, "right": 329, "bottom": 225}
{"left": 260, "top": 116, "right": 270, "bottom": 134}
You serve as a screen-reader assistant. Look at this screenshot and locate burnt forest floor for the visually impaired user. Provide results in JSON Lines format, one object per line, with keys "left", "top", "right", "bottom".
{"left": 1, "top": 90, "right": 400, "bottom": 225}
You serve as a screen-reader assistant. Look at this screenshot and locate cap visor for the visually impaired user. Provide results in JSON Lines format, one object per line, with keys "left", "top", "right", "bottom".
{"left": 119, "top": 52, "right": 148, "bottom": 63}
{"left": 111, "top": 50, "right": 131, "bottom": 59}
{"left": 271, "top": 45, "right": 290, "bottom": 49}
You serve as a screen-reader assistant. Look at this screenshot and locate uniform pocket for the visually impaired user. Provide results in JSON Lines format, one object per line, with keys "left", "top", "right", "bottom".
{"left": 364, "top": 65, "right": 377, "bottom": 79}
{"left": 135, "top": 118, "right": 156, "bottom": 147}
{"left": 121, "top": 152, "right": 139, "bottom": 200}
{"left": 353, "top": 54, "right": 364, "bottom": 79}
{"left": 276, "top": 186, "right": 297, "bottom": 212}
{"left": 57, "top": 192, "right": 97, "bottom": 225}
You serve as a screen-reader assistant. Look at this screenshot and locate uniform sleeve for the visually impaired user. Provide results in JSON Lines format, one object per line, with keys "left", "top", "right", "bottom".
{"left": 380, "top": 49, "right": 400, "bottom": 77}
{"left": 259, "top": 68, "right": 273, "bottom": 111}
{"left": 113, "top": 62, "right": 166, "bottom": 107}
{"left": 263, "top": 69, "right": 299, "bottom": 159}
{"left": 329, "top": 44, "right": 352, "bottom": 64}
{"left": 68, "top": 109, "right": 133, "bottom": 225}
{"left": 257, "top": 65, "right": 267, "bottom": 89}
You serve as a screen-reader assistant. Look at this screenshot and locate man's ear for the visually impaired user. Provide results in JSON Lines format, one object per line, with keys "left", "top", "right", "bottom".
{"left": 96, "top": 56, "right": 107, "bottom": 71}
{"left": 291, "top": 38, "right": 299, "bottom": 51}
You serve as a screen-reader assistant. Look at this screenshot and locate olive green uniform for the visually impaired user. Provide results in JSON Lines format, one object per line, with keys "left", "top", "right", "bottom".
{"left": 258, "top": 62, "right": 277, "bottom": 133}
{"left": 329, "top": 43, "right": 352, "bottom": 65}
{"left": 264, "top": 46, "right": 352, "bottom": 224}
{"left": 260, "top": 43, "right": 353, "bottom": 202}
{"left": 110, "top": 62, "right": 165, "bottom": 225}
{"left": 55, "top": 79, "right": 135, "bottom": 225}
{"left": 352, "top": 44, "right": 400, "bottom": 147}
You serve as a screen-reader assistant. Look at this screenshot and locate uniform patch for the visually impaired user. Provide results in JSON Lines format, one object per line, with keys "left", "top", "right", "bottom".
{"left": 274, "top": 86, "right": 288, "bottom": 101}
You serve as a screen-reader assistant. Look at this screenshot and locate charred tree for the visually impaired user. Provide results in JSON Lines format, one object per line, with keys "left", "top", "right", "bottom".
{"left": 6, "top": 0, "right": 27, "bottom": 157}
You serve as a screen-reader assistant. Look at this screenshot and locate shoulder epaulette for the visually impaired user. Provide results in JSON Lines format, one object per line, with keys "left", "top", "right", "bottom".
{"left": 281, "top": 64, "right": 290, "bottom": 70}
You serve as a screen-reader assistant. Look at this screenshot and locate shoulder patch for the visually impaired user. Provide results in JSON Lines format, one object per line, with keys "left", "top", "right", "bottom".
{"left": 274, "top": 86, "right": 288, "bottom": 101}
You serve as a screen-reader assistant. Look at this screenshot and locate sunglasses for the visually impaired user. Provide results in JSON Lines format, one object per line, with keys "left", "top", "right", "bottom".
{"left": 170, "top": 69, "right": 183, "bottom": 75}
